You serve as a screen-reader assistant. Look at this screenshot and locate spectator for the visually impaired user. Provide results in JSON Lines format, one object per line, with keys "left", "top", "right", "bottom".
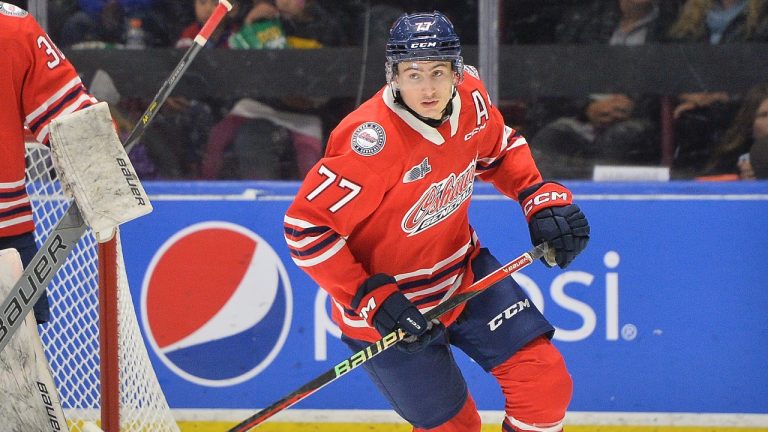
{"left": 200, "top": 0, "right": 346, "bottom": 180}
{"left": 667, "top": 0, "right": 768, "bottom": 43}
{"left": 176, "top": 0, "right": 240, "bottom": 49}
{"left": 667, "top": 0, "right": 768, "bottom": 177}
{"left": 702, "top": 82, "right": 768, "bottom": 177}
{"left": 528, "top": 0, "right": 664, "bottom": 179}
{"left": 58, "top": 0, "right": 176, "bottom": 48}
{"left": 126, "top": 0, "right": 241, "bottom": 179}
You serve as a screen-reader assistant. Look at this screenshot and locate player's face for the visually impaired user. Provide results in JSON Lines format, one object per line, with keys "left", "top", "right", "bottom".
{"left": 395, "top": 61, "right": 456, "bottom": 120}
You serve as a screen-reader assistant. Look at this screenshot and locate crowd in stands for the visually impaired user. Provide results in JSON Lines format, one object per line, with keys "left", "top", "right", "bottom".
{"left": 10, "top": 0, "right": 768, "bottom": 180}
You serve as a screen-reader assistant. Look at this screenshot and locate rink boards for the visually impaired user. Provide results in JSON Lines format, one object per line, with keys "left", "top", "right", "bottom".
{"left": 115, "top": 180, "right": 768, "bottom": 430}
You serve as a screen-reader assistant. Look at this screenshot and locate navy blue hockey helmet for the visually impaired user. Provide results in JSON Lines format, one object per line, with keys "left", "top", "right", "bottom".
{"left": 385, "top": 11, "right": 464, "bottom": 83}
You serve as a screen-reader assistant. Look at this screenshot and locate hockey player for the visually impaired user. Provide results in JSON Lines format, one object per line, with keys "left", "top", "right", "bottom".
{"left": 0, "top": 2, "right": 97, "bottom": 323}
{"left": 284, "top": 11, "right": 590, "bottom": 432}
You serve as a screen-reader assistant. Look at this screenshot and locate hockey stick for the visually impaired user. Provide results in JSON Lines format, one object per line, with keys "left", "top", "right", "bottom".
{"left": 0, "top": 0, "right": 234, "bottom": 355}
{"left": 228, "top": 242, "right": 551, "bottom": 432}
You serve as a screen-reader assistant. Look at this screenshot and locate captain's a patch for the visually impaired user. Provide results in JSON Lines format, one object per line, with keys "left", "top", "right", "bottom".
{"left": 351, "top": 122, "right": 386, "bottom": 156}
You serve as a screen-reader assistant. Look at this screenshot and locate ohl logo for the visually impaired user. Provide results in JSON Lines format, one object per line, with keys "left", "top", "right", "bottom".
{"left": 141, "top": 221, "right": 292, "bottom": 387}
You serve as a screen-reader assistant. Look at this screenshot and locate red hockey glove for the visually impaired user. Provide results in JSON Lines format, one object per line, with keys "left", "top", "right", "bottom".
{"left": 519, "top": 181, "right": 590, "bottom": 269}
{"left": 351, "top": 274, "right": 443, "bottom": 353}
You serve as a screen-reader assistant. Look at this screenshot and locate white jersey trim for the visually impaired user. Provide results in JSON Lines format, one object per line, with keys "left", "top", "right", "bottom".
{"left": 506, "top": 415, "right": 565, "bottom": 432}
{"left": 284, "top": 215, "right": 317, "bottom": 229}
{"left": 394, "top": 240, "right": 472, "bottom": 282}
{"left": 509, "top": 135, "right": 527, "bottom": 149}
{"left": 0, "top": 179, "right": 25, "bottom": 189}
{"left": 0, "top": 197, "right": 30, "bottom": 210}
{"left": 0, "top": 215, "right": 33, "bottom": 229}
{"left": 285, "top": 233, "right": 326, "bottom": 248}
{"left": 334, "top": 299, "right": 369, "bottom": 328}
{"left": 381, "top": 88, "right": 462, "bottom": 145}
{"left": 404, "top": 275, "right": 458, "bottom": 301}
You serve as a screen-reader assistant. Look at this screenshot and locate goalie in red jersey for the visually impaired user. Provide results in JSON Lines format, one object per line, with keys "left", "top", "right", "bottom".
{"left": 284, "top": 11, "right": 590, "bottom": 432}
{"left": 0, "top": 2, "right": 97, "bottom": 324}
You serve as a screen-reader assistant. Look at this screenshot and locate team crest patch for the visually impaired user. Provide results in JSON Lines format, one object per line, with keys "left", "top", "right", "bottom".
{"left": 351, "top": 122, "right": 386, "bottom": 156}
{"left": 0, "top": 3, "right": 28, "bottom": 17}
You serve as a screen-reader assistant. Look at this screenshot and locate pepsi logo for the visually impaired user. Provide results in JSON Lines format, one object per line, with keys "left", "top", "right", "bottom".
{"left": 141, "top": 221, "right": 292, "bottom": 387}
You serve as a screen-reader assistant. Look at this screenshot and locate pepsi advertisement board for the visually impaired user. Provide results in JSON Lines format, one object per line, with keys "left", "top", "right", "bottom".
{"left": 120, "top": 181, "right": 768, "bottom": 416}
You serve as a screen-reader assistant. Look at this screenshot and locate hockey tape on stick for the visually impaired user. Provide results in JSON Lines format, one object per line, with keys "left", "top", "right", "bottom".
{"left": 0, "top": 0, "right": 234, "bottom": 355}
{"left": 228, "top": 243, "right": 551, "bottom": 432}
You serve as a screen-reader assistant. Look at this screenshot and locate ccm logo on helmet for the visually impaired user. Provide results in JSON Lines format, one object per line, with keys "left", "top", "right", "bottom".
{"left": 410, "top": 42, "right": 437, "bottom": 48}
{"left": 523, "top": 191, "right": 569, "bottom": 217}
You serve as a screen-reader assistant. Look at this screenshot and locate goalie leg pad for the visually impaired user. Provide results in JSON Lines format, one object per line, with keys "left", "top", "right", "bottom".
{"left": 492, "top": 336, "right": 571, "bottom": 432}
{"left": 49, "top": 101, "right": 152, "bottom": 241}
{"left": 0, "top": 233, "right": 50, "bottom": 323}
{"left": 0, "top": 248, "right": 71, "bottom": 431}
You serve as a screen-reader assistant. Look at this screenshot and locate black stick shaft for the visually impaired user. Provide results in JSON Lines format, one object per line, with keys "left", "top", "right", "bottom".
{"left": 124, "top": 0, "right": 233, "bottom": 153}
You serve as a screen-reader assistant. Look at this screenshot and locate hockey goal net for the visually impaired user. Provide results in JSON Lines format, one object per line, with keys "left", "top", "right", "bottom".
{"left": 25, "top": 141, "right": 179, "bottom": 432}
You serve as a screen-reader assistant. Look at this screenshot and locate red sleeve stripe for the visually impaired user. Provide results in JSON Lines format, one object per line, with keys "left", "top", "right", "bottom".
{"left": 28, "top": 84, "right": 89, "bottom": 131}
{"left": 284, "top": 215, "right": 349, "bottom": 267}
{"left": 25, "top": 76, "right": 83, "bottom": 124}
{"left": 33, "top": 93, "right": 97, "bottom": 143}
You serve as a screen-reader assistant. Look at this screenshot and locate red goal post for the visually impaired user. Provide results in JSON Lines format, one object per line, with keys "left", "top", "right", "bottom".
{"left": 25, "top": 140, "right": 178, "bottom": 432}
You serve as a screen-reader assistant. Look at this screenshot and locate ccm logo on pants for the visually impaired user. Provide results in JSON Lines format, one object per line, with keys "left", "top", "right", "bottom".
{"left": 488, "top": 299, "right": 531, "bottom": 331}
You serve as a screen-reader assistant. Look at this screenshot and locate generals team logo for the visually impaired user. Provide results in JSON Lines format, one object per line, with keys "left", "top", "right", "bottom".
{"left": 141, "top": 222, "right": 292, "bottom": 387}
{"left": 351, "top": 122, "right": 386, "bottom": 156}
{"left": 0, "top": 3, "right": 28, "bottom": 17}
{"left": 402, "top": 161, "right": 475, "bottom": 236}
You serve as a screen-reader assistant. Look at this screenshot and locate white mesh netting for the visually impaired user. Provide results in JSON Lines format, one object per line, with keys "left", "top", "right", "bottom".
{"left": 25, "top": 142, "right": 179, "bottom": 432}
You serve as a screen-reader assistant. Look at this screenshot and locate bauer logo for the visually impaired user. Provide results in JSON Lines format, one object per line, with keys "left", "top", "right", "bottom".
{"left": 141, "top": 221, "right": 292, "bottom": 387}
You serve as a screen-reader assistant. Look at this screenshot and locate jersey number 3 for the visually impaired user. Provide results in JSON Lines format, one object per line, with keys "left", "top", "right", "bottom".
{"left": 37, "top": 34, "right": 65, "bottom": 69}
{"left": 306, "top": 165, "right": 361, "bottom": 213}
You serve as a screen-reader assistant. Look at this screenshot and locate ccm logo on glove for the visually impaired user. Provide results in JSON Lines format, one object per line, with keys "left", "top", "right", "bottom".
{"left": 521, "top": 182, "right": 572, "bottom": 220}
{"left": 518, "top": 181, "right": 590, "bottom": 269}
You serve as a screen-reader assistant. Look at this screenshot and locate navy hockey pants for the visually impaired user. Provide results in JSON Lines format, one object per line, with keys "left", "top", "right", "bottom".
{"left": 342, "top": 248, "right": 555, "bottom": 429}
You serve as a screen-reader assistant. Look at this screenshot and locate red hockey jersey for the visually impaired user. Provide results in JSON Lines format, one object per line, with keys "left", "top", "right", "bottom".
{"left": 0, "top": 3, "right": 96, "bottom": 237}
{"left": 284, "top": 68, "right": 543, "bottom": 341}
